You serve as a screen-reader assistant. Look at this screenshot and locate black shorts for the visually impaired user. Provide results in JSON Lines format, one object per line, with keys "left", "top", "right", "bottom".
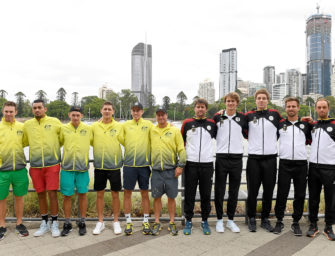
{"left": 94, "top": 169, "right": 122, "bottom": 192}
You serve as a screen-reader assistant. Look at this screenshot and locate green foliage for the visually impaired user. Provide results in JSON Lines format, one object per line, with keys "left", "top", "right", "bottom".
{"left": 0, "top": 89, "right": 8, "bottom": 99}
{"left": 15, "top": 91, "right": 26, "bottom": 117}
{"left": 162, "top": 96, "right": 170, "bottom": 110}
{"left": 47, "top": 100, "right": 70, "bottom": 120}
{"left": 35, "top": 90, "right": 48, "bottom": 102}
{"left": 82, "top": 97, "right": 105, "bottom": 119}
{"left": 56, "top": 87, "right": 67, "bottom": 102}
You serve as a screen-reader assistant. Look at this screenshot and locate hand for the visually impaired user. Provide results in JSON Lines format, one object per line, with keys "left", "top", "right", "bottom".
{"left": 217, "top": 109, "right": 224, "bottom": 115}
{"left": 301, "top": 116, "right": 313, "bottom": 124}
{"left": 175, "top": 167, "right": 183, "bottom": 177}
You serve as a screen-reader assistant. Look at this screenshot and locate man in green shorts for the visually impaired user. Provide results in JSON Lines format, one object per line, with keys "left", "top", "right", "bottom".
{"left": 59, "top": 107, "right": 92, "bottom": 236}
{"left": 0, "top": 101, "right": 29, "bottom": 240}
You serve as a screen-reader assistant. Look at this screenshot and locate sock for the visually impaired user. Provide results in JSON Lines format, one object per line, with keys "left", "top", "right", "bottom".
{"left": 42, "top": 214, "right": 48, "bottom": 223}
{"left": 65, "top": 218, "right": 70, "bottom": 224}
{"left": 143, "top": 214, "right": 149, "bottom": 223}
{"left": 227, "top": 219, "right": 234, "bottom": 223}
{"left": 51, "top": 215, "right": 58, "bottom": 223}
{"left": 80, "top": 217, "right": 86, "bottom": 223}
{"left": 125, "top": 214, "right": 132, "bottom": 224}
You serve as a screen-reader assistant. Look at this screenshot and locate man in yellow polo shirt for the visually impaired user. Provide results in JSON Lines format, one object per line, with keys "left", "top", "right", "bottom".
{"left": 23, "top": 99, "right": 62, "bottom": 237}
{"left": 59, "top": 106, "right": 92, "bottom": 237}
{"left": 0, "top": 101, "right": 29, "bottom": 240}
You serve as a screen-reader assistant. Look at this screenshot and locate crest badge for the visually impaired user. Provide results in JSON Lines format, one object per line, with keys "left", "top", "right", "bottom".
{"left": 300, "top": 124, "right": 305, "bottom": 129}
{"left": 327, "top": 127, "right": 333, "bottom": 132}
{"left": 269, "top": 116, "right": 274, "bottom": 121}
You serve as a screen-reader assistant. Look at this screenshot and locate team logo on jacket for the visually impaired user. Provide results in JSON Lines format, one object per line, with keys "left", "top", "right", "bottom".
{"left": 141, "top": 126, "right": 149, "bottom": 131}
{"left": 17, "top": 130, "right": 23, "bottom": 136}
{"left": 235, "top": 117, "right": 240, "bottom": 122}
{"left": 207, "top": 125, "right": 211, "bottom": 131}
{"left": 220, "top": 118, "right": 224, "bottom": 124}
{"left": 327, "top": 127, "right": 333, "bottom": 132}
{"left": 283, "top": 124, "right": 287, "bottom": 131}
{"left": 44, "top": 124, "right": 52, "bottom": 130}
{"left": 110, "top": 129, "right": 117, "bottom": 136}
{"left": 192, "top": 125, "right": 196, "bottom": 132}
{"left": 299, "top": 124, "right": 305, "bottom": 129}
{"left": 165, "top": 132, "right": 173, "bottom": 137}
{"left": 80, "top": 129, "right": 87, "bottom": 136}
{"left": 253, "top": 116, "right": 257, "bottom": 124}
{"left": 269, "top": 116, "right": 274, "bottom": 121}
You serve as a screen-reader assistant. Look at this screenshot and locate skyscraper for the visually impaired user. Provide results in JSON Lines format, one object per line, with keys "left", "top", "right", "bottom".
{"left": 131, "top": 42, "right": 152, "bottom": 107}
{"left": 286, "top": 69, "right": 302, "bottom": 98}
{"left": 219, "top": 48, "right": 237, "bottom": 99}
{"left": 263, "top": 66, "right": 275, "bottom": 96}
{"left": 198, "top": 79, "right": 215, "bottom": 104}
{"left": 306, "top": 6, "right": 332, "bottom": 96}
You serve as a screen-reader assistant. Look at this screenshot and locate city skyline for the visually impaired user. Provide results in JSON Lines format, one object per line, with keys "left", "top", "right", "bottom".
{"left": 0, "top": 0, "right": 334, "bottom": 104}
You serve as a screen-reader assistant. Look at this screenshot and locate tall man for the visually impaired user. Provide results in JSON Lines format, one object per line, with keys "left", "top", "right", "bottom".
{"left": 91, "top": 102, "right": 124, "bottom": 235}
{"left": 213, "top": 92, "right": 248, "bottom": 233}
{"left": 307, "top": 98, "right": 335, "bottom": 241}
{"left": 245, "top": 89, "right": 283, "bottom": 232}
{"left": 0, "top": 101, "right": 29, "bottom": 240}
{"left": 59, "top": 107, "right": 92, "bottom": 236}
{"left": 273, "top": 97, "right": 310, "bottom": 236}
{"left": 181, "top": 98, "right": 217, "bottom": 235}
{"left": 23, "top": 99, "right": 62, "bottom": 237}
{"left": 122, "top": 102, "right": 153, "bottom": 235}
{"left": 150, "top": 108, "right": 186, "bottom": 236}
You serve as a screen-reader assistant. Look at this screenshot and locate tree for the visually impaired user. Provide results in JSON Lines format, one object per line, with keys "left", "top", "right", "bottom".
{"left": 72, "top": 92, "right": 79, "bottom": 106}
{"left": 15, "top": 91, "right": 26, "bottom": 117}
{"left": 119, "top": 89, "right": 138, "bottom": 119}
{"left": 143, "top": 93, "right": 156, "bottom": 117}
{"left": 0, "top": 98, "right": 6, "bottom": 118}
{"left": 177, "top": 91, "right": 187, "bottom": 112}
{"left": 0, "top": 89, "right": 7, "bottom": 99}
{"left": 162, "top": 96, "right": 170, "bottom": 111}
{"left": 35, "top": 90, "right": 48, "bottom": 102}
{"left": 47, "top": 100, "right": 70, "bottom": 120}
{"left": 193, "top": 96, "right": 200, "bottom": 102}
{"left": 56, "top": 87, "right": 67, "bottom": 102}
{"left": 82, "top": 98, "right": 105, "bottom": 119}
{"left": 105, "top": 90, "right": 120, "bottom": 118}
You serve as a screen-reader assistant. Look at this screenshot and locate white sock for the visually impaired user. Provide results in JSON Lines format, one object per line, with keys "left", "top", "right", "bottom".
{"left": 143, "top": 214, "right": 149, "bottom": 223}
{"left": 125, "top": 214, "right": 132, "bottom": 224}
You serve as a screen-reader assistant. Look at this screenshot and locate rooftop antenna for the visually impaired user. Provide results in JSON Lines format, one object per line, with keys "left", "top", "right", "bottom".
{"left": 316, "top": 3, "right": 320, "bottom": 14}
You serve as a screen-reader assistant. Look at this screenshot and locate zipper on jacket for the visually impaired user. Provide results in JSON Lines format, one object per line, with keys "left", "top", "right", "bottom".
{"left": 228, "top": 120, "right": 231, "bottom": 154}
{"left": 292, "top": 124, "right": 295, "bottom": 160}
{"left": 317, "top": 127, "right": 321, "bottom": 164}
{"left": 199, "top": 127, "right": 202, "bottom": 162}
{"left": 262, "top": 118, "right": 264, "bottom": 155}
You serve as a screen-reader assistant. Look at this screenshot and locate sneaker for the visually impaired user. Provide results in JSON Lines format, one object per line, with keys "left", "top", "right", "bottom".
{"left": 61, "top": 223, "right": 73, "bottom": 236}
{"left": 0, "top": 227, "right": 7, "bottom": 240}
{"left": 124, "top": 222, "right": 134, "bottom": 236}
{"left": 201, "top": 220, "right": 211, "bottom": 235}
{"left": 168, "top": 222, "right": 178, "bottom": 236}
{"left": 51, "top": 220, "right": 60, "bottom": 237}
{"left": 93, "top": 222, "right": 105, "bottom": 235}
{"left": 16, "top": 224, "right": 29, "bottom": 237}
{"left": 142, "top": 222, "right": 152, "bottom": 235}
{"left": 261, "top": 218, "right": 274, "bottom": 232}
{"left": 113, "top": 221, "right": 122, "bottom": 235}
{"left": 291, "top": 222, "right": 302, "bottom": 236}
{"left": 151, "top": 222, "right": 162, "bottom": 236}
{"left": 227, "top": 220, "right": 240, "bottom": 233}
{"left": 248, "top": 217, "right": 257, "bottom": 232}
{"left": 78, "top": 221, "right": 86, "bottom": 236}
{"left": 323, "top": 225, "right": 335, "bottom": 241}
{"left": 34, "top": 220, "right": 50, "bottom": 237}
{"left": 273, "top": 221, "right": 284, "bottom": 234}
{"left": 183, "top": 220, "right": 192, "bottom": 235}
{"left": 306, "top": 223, "right": 319, "bottom": 238}
{"left": 216, "top": 219, "right": 224, "bottom": 233}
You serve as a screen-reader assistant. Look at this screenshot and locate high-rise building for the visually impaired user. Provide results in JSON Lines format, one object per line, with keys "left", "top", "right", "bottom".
{"left": 276, "top": 72, "right": 286, "bottom": 84}
{"left": 219, "top": 48, "right": 237, "bottom": 99}
{"left": 286, "top": 69, "right": 302, "bottom": 98}
{"left": 272, "top": 83, "right": 289, "bottom": 107}
{"left": 331, "top": 63, "right": 335, "bottom": 96}
{"left": 131, "top": 42, "right": 152, "bottom": 107}
{"left": 263, "top": 66, "right": 275, "bottom": 96}
{"left": 302, "top": 73, "right": 307, "bottom": 95}
{"left": 198, "top": 79, "right": 215, "bottom": 104}
{"left": 306, "top": 6, "right": 332, "bottom": 96}
{"left": 99, "top": 84, "right": 113, "bottom": 100}
{"left": 237, "top": 79, "right": 249, "bottom": 96}
{"left": 248, "top": 82, "right": 266, "bottom": 97}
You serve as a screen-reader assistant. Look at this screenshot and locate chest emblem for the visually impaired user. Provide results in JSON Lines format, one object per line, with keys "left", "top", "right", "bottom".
{"left": 327, "top": 127, "right": 333, "bottom": 132}
{"left": 283, "top": 124, "right": 287, "bottom": 131}
{"left": 44, "top": 124, "right": 52, "bottom": 130}
{"left": 80, "top": 129, "right": 87, "bottom": 136}
{"left": 207, "top": 125, "right": 211, "bottom": 131}
{"left": 253, "top": 116, "right": 257, "bottom": 124}
{"left": 17, "top": 130, "right": 23, "bottom": 136}
{"left": 235, "top": 117, "right": 240, "bottom": 122}
{"left": 269, "top": 116, "right": 274, "bottom": 121}
{"left": 299, "top": 124, "right": 305, "bottom": 129}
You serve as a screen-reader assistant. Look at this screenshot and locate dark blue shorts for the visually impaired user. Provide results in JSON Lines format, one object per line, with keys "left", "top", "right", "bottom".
{"left": 123, "top": 166, "right": 151, "bottom": 190}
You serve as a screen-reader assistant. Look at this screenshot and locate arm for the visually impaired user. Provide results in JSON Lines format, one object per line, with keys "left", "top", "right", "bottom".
{"left": 175, "top": 130, "right": 186, "bottom": 177}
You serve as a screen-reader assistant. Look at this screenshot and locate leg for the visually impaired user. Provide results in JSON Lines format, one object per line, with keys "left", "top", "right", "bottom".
{"left": 291, "top": 163, "right": 307, "bottom": 222}
{"left": 214, "top": 157, "right": 228, "bottom": 220}
{"left": 168, "top": 198, "right": 176, "bottom": 223}
{"left": 111, "top": 191, "right": 120, "bottom": 222}
{"left": 63, "top": 195, "right": 72, "bottom": 219}
{"left": 11, "top": 168, "right": 29, "bottom": 225}
{"left": 154, "top": 197, "right": 162, "bottom": 223}
{"left": 123, "top": 167, "right": 138, "bottom": 215}
{"left": 198, "top": 164, "right": 214, "bottom": 221}
{"left": 140, "top": 190, "right": 150, "bottom": 215}
{"left": 138, "top": 167, "right": 151, "bottom": 215}
{"left": 308, "top": 165, "right": 322, "bottom": 224}
{"left": 48, "top": 190, "right": 58, "bottom": 216}
{"left": 38, "top": 191, "right": 49, "bottom": 215}
{"left": 227, "top": 158, "right": 242, "bottom": 220}
{"left": 260, "top": 157, "right": 277, "bottom": 219}
{"left": 123, "top": 190, "right": 132, "bottom": 215}
{"left": 184, "top": 163, "right": 199, "bottom": 221}
{"left": 96, "top": 190, "right": 105, "bottom": 222}
{"left": 0, "top": 199, "right": 6, "bottom": 227}
{"left": 78, "top": 194, "right": 87, "bottom": 219}
{"left": 246, "top": 158, "right": 262, "bottom": 218}
{"left": 320, "top": 169, "right": 335, "bottom": 226}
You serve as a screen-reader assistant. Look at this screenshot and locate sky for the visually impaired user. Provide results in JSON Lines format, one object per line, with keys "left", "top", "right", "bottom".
{"left": 0, "top": 0, "right": 334, "bottom": 105}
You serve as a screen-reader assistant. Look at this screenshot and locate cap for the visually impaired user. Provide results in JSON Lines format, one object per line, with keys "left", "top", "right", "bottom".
{"left": 156, "top": 108, "right": 167, "bottom": 114}
{"left": 131, "top": 102, "right": 143, "bottom": 110}
{"left": 69, "top": 106, "right": 83, "bottom": 113}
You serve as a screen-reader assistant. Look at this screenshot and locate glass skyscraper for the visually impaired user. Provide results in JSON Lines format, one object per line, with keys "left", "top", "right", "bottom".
{"left": 219, "top": 48, "right": 237, "bottom": 99}
{"left": 306, "top": 9, "right": 332, "bottom": 96}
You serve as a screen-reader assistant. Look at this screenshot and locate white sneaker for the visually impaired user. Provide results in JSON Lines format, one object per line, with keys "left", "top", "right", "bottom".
{"left": 51, "top": 221, "right": 60, "bottom": 237}
{"left": 93, "top": 222, "right": 105, "bottom": 235}
{"left": 227, "top": 220, "right": 240, "bottom": 233}
{"left": 34, "top": 220, "right": 50, "bottom": 237}
{"left": 113, "top": 221, "right": 122, "bottom": 235}
{"left": 216, "top": 219, "right": 224, "bottom": 233}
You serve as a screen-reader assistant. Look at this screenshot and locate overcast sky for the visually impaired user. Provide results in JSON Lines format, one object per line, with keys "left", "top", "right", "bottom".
{"left": 0, "top": 0, "right": 334, "bottom": 105}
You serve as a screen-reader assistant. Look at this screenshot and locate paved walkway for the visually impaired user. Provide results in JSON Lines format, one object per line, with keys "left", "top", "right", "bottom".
{"left": 0, "top": 218, "right": 334, "bottom": 256}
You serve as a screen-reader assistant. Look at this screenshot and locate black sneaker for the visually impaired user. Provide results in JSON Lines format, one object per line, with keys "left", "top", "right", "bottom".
{"left": 16, "top": 224, "right": 29, "bottom": 237}
{"left": 273, "top": 221, "right": 284, "bottom": 234}
{"left": 78, "top": 221, "right": 86, "bottom": 236}
{"left": 291, "top": 222, "right": 302, "bottom": 236}
{"left": 0, "top": 227, "right": 7, "bottom": 241}
{"left": 261, "top": 218, "right": 274, "bottom": 232}
{"left": 306, "top": 222, "right": 319, "bottom": 238}
{"left": 323, "top": 225, "right": 335, "bottom": 241}
{"left": 248, "top": 217, "right": 257, "bottom": 232}
{"left": 61, "top": 223, "right": 73, "bottom": 236}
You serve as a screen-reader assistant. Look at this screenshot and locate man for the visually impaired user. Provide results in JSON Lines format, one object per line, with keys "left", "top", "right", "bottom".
{"left": 213, "top": 92, "right": 248, "bottom": 233}
{"left": 273, "top": 97, "right": 310, "bottom": 236}
{"left": 307, "top": 98, "right": 335, "bottom": 241}
{"left": 122, "top": 102, "right": 153, "bottom": 235}
{"left": 0, "top": 101, "right": 29, "bottom": 240}
{"left": 59, "top": 107, "right": 92, "bottom": 236}
{"left": 23, "top": 99, "right": 62, "bottom": 237}
{"left": 150, "top": 108, "right": 186, "bottom": 236}
{"left": 181, "top": 98, "right": 217, "bottom": 235}
{"left": 245, "top": 89, "right": 283, "bottom": 232}
{"left": 91, "top": 102, "right": 124, "bottom": 235}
